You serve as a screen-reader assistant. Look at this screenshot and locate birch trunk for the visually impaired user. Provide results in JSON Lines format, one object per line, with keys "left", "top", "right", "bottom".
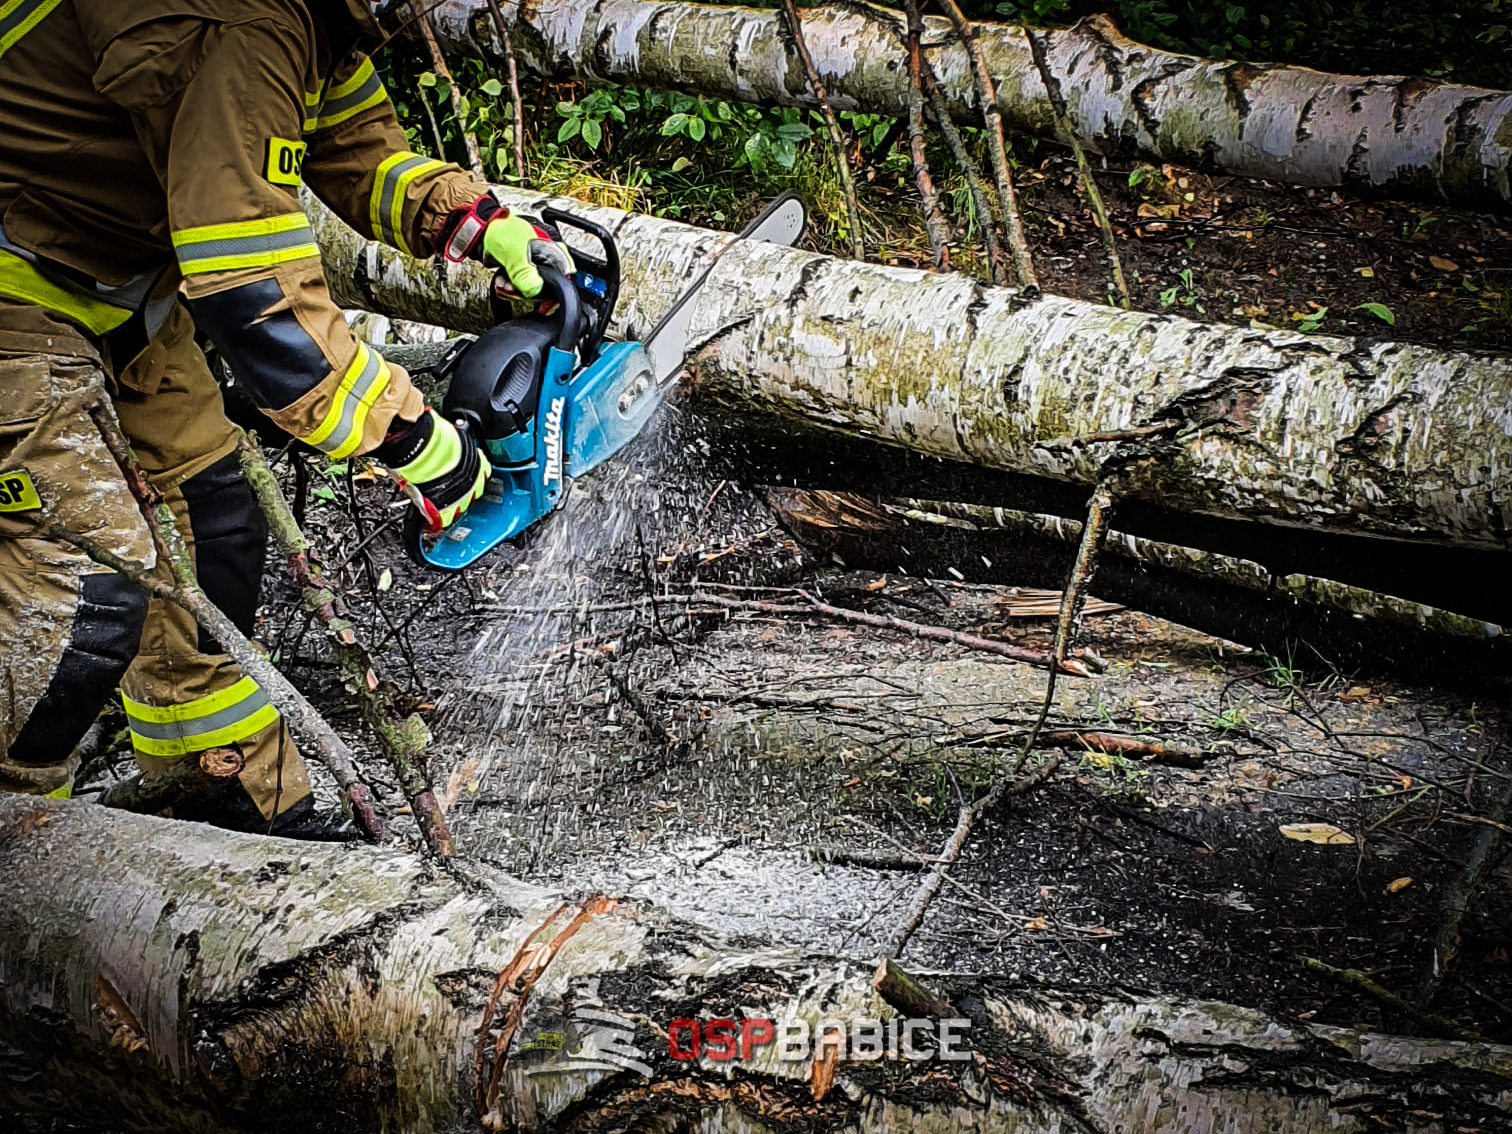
{"left": 2, "top": 794, "right": 1511, "bottom": 1133}
{"left": 425, "top": 0, "right": 1512, "bottom": 213}
{"left": 309, "top": 191, "right": 1512, "bottom": 558}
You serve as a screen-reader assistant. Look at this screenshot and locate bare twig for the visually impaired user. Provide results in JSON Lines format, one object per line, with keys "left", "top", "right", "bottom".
{"left": 1025, "top": 26, "right": 1128, "bottom": 307}
{"left": 883, "top": 753, "right": 1060, "bottom": 958}
{"left": 810, "top": 845, "right": 947, "bottom": 870}
{"left": 412, "top": 0, "right": 485, "bottom": 178}
{"left": 919, "top": 61, "right": 1005, "bottom": 284}
{"left": 781, "top": 0, "right": 864, "bottom": 259}
{"left": 1015, "top": 479, "right": 1118, "bottom": 773}
{"left": 934, "top": 0, "right": 1038, "bottom": 292}
{"left": 238, "top": 435, "right": 454, "bottom": 858}
{"left": 672, "top": 590, "right": 1103, "bottom": 674}
{"left": 1299, "top": 956, "right": 1481, "bottom": 1041}
{"left": 1417, "top": 730, "right": 1508, "bottom": 1010}
{"left": 483, "top": 0, "right": 530, "bottom": 185}
{"left": 968, "top": 728, "right": 1214, "bottom": 769}
{"left": 899, "top": 0, "right": 950, "bottom": 269}
{"left": 873, "top": 958, "right": 953, "bottom": 1017}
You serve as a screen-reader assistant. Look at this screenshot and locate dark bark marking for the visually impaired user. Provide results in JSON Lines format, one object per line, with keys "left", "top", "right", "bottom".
{"left": 1000, "top": 363, "right": 1024, "bottom": 407}
{"left": 1154, "top": 367, "right": 1277, "bottom": 432}
{"left": 1392, "top": 75, "right": 1438, "bottom": 134}
{"left": 1219, "top": 62, "right": 1271, "bottom": 123}
{"left": 1449, "top": 93, "right": 1497, "bottom": 163}
{"left": 1295, "top": 94, "right": 1319, "bottom": 145}
{"left": 786, "top": 257, "right": 833, "bottom": 305}
{"left": 645, "top": 6, "right": 669, "bottom": 50}
{"left": 349, "top": 243, "right": 374, "bottom": 308}
{"left": 727, "top": 32, "right": 742, "bottom": 89}
{"left": 1336, "top": 391, "right": 1423, "bottom": 464}
{"left": 1075, "top": 16, "right": 1125, "bottom": 93}
{"left": 1129, "top": 63, "right": 1191, "bottom": 142}
{"left": 592, "top": 25, "right": 615, "bottom": 79}
{"left": 1344, "top": 126, "right": 1372, "bottom": 188}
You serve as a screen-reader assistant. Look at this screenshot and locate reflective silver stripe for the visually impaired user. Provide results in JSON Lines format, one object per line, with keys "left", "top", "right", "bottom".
{"left": 374, "top": 154, "right": 433, "bottom": 245}
{"left": 124, "top": 685, "right": 272, "bottom": 743}
{"left": 309, "top": 345, "right": 388, "bottom": 456}
{"left": 318, "top": 67, "right": 383, "bottom": 120}
{"left": 172, "top": 225, "right": 317, "bottom": 268}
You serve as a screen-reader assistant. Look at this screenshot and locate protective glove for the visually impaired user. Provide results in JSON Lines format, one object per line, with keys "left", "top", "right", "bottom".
{"left": 437, "top": 195, "right": 573, "bottom": 300}
{"left": 373, "top": 408, "right": 490, "bottom": 532}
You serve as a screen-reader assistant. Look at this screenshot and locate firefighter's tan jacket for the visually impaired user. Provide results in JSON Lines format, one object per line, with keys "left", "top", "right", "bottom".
{"left": 0, "top": 0, "right": 491, "bottom": 456}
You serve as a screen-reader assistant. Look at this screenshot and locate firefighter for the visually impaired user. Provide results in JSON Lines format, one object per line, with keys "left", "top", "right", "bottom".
{"left": 0, "top": 0, "right": 560, "bottom": 836}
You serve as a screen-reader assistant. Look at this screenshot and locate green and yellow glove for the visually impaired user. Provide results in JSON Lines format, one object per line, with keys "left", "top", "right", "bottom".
{"left": 437, "top": 195, "right": 574, "bottom": 300}
{"left": 374, "top": 408, "right": 490, "bottom": 532}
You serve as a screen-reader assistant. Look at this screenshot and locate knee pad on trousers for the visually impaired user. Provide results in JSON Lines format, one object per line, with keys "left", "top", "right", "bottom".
{"left": 7, "top": 572, "right": 149, "bottom": 767}
{"left": 181, "top": 453, "right": 268, "bottom": 654}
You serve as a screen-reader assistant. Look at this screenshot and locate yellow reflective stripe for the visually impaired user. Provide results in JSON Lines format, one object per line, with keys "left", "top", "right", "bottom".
{"left": 122, "top": 676, "right": 280, "bottom": 758}
{"left": 0, "top": 0, "right": 63, "bottom": 59}
{"left": 369, "top": 152, "right": 447, "bottom": 255}
{"left": 304, "top": 57, "right": 387, "bottom": 132}
{"left": 172, "top": 213, "right": 319, "bottom": 275}
{"left": 0, "top": 249, "right": 133, "bottom": 334}
{"left": 328, "top": 56, "right": 376, "bottom": 101}
{"left": 302, "top": 342, "right": 391, "bottom": 459}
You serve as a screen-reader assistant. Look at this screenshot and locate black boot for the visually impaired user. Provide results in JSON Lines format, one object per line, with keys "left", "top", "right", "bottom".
{"left": 173, "top": 780, "right": 360, "bottom": 842}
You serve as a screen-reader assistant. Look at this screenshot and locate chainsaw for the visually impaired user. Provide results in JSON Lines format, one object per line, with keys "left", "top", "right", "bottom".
{"left": 405, "top": 193, "right": 807, "bottom": 570}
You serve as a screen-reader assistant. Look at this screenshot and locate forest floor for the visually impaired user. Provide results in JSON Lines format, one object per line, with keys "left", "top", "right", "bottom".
{"left": 73, "top": 400, "right": 1510, "bottom": 1061}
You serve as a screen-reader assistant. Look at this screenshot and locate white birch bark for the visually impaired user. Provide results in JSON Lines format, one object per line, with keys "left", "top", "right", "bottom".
{"left": 309, "top": 191, "right": 1512, "bottom": 553}
{"left": 424, "top": 0, "right": 1512, "bottom": 213}
{"left": 2, "top": 795, "right": 1510, "bottom": 1133}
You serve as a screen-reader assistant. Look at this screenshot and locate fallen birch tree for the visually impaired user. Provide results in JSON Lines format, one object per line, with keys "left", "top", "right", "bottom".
{"left": 310, "top": 190, "right": 1512, "bottom": 601}
{"left": 3, "top": 794, "right": 1511, "bottom": 1132}
{"left": 764, "top": 489, "right": 1511, "bottom": 676}
{"left": 425, "top": 0, "right": 1512, "bottom": 213}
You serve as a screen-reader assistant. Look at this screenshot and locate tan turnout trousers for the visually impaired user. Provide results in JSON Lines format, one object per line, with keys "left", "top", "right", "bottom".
{"left": 0, "top": 302, "right": 310, "bottom": 816}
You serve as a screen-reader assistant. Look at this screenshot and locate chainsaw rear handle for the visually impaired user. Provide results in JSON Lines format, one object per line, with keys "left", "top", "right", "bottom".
{"left": 539, "top": 206, "right": 620, "bottom": 363}
{"left": 535, "top": 264, "right": 580, "bottom": 355}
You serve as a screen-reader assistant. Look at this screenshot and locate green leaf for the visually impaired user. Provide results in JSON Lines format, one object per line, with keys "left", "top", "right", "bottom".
{"left": 671, "top": 156, "right": 692, "bottom": 172}
{"left": 581, "top": 116, "right": 603, "bottom": 149}
{"left": 776, "top": 122, "right": 813, "bottom": 140}
{"left": 775, "top": 137, "right": 798, "bottom": 167}
{"left": 480, "top": 78, "right": 504, "bottom": 97}
{"left": 661, "top": 112, "right": 689, "bottom": 135}
{"left": 1355, "top": 302, "right": 1396, "bottom": 325}
{"left": 688, "top": 115, "right": 706, "bottom": 142}
{"left": 557, "top": 117, "right": 581, "bottom": 142}
{"left": 417, "top": 71, "right": 437, "bottom": 88}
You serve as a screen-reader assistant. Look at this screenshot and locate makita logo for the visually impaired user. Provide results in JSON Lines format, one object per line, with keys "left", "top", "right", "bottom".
{"left": 543, "top": 397, "right": 566, "bottom": 485}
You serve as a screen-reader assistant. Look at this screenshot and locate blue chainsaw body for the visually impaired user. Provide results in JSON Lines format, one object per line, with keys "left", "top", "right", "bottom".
{"left": 406, "top": 194, "right": 804, "bottom": 571}
{"left": 416, "top": 339, "right": 658, "bottom": 570}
